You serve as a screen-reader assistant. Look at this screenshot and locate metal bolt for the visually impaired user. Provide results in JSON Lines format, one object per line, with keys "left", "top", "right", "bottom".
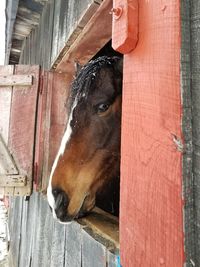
{"left": 110, "top": 6, "right": 123, "bottom": 20}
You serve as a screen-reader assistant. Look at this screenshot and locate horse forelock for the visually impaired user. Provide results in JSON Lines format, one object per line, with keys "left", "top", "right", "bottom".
{"left": 69, "top": 56, "right": 122, "bottom": 110}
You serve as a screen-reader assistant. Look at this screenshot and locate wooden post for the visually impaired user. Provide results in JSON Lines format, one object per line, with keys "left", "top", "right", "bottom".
{"left": 112, "top": 0, "right": 185, "bottom": 265}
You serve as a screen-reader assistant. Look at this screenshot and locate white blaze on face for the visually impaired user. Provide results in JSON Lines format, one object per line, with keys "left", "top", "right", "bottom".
{"left": 47, "top": 98, "right": 78, "bottom": 214}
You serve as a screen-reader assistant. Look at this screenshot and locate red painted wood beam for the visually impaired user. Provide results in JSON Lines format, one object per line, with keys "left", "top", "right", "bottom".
{"left": 112, "top": 0, "right": 185, "bottom": 266}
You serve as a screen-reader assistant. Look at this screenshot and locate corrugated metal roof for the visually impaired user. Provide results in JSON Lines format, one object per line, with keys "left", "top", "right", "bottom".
{"left": 5, "top": 0, "right": 47, "bottom": 64}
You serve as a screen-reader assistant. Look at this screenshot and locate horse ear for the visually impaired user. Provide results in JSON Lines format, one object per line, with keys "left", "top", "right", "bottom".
{"left": 74, "top": 61, "right": 82, "bottom": 74}
{"left": 114, "top": 57, "right": 123, "bottom": 74}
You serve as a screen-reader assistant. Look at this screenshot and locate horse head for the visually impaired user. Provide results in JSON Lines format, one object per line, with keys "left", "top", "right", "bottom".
{"left": 47, "top": 56, "right": 122, "bottom": 223}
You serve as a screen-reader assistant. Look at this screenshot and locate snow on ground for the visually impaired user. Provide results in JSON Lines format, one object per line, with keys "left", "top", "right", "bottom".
{"left": 0, "top": 200, "right": 8, "bottom": 267}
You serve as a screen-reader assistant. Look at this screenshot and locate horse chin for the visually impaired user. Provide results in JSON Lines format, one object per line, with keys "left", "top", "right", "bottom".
{"left": 73, "top": 194, "right": 96, "bottom": 220}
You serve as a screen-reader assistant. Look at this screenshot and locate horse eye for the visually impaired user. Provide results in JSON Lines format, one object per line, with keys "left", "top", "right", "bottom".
{"left": 97, "top": 103, "right": 109, "bottom": 113}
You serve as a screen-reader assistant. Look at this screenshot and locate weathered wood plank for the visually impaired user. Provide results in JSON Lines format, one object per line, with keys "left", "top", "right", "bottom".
{"left": 51, "top": 0, "right": 60, "bottom": 66}
{"left": 18, "top": 198, "right": 29, "bottom": 267}
{"left": 0, "top": 175, "right": 26, "bottom": 187}
{"left": 41, "top": 72, "right": 53, "bottom": 191}
{"left": 20, "top": 192, "right": 40, "bottom": 267}
{"left": 42, "top": 0, "right": 54, "bottom": 69}
{"left": 8, "top": 197, "right": 23, "bottom": 267}
{"left": 0, "top": 65, "right": 15, "bottom": 195}
{"left": 34, "top": 71, "right": 48, "bottom": 191}
{"left": 30, "top": 28, "right": 36, "bottom": 65}
{"left": 64, "top": 222, "right": 82, "bottom": 267}
{"left": 52, "top": 0, "right": 103, "bottom": 69}
{"left": 82, "top": 228, "right": 107, "bottom": 267}
{"left": 181, "top": 1, "right": 195, "bottom": 265}
{"left": 0, "top": 133, "right": 18, "bottom": 175}
{"left": 31, "top": 194, "right": 54, "bottom": 267}
{"left": 78, "top": 207, "right": 119, "bottom": 250}
{"left": 41, "top": 72, "right": 70, "bottom": 191}
{"left": 50, "top": 222, "right": 66, "bottom": 267}
{"left": 191, "top": 0, "right": 200, "bottom": 265}
{"left": 0, "top": 74, "right": 32, "bottom": 86}
{"left": 0, "top": 65, "right": 14, "bottom": 144}
{"left": 4, "top": 187, "right": 14, "bottom": 196}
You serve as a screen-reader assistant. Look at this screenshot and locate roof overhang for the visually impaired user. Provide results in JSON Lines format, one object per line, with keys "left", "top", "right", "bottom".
{"left": 5, "top": 0, "right": 47, "bottom": 64}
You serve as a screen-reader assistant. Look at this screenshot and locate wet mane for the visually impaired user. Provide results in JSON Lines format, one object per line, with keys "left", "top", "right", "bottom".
{"left": 69, "top": 56, "right": 122, "bottom": 109}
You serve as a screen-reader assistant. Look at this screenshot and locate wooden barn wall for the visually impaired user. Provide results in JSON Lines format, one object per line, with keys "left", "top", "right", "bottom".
{"left": 19, "top": 0, "right": 102, "bottom": 70}
{"left": 8, "top": 1, "right": 119, "bottom": 266}
{"left": 190, "top": 0, "right": 200, "bottom": 265}
{"left": 8, "top": 192, "right": 118, "bottom": 267}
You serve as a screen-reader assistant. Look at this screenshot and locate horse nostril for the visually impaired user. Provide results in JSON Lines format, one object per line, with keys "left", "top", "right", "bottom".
{"left": 54, "top": 190, "right": 69, "bottom": 212}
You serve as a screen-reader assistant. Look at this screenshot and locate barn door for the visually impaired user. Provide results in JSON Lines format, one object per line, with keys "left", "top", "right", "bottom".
{"left": 0, "top": 65, "right": 40, "bottom": 196}
{"left": 112, "top": 0, "right": 185, "bottom": 266}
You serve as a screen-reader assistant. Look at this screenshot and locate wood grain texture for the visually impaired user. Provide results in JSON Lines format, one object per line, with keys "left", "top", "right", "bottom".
{"left": 8, "top": 192, "right": 119, "bottom": 267}
{"left": 120, "top": 0, "right": 184, "bottom": 266}
{"left": 64, "top": 222, "right": 82, "bottom": 267}
{"left": 18, "top": 197, "right": 32, "bottom": 267}
{"left": 41, "top": 0, "right": 54, "bottom": 69}
{"left": 0, "top": 65, "right": 13, "bottom": 144}
{"left": 50, "top": 222, "right": 66, "bottom": 267}
{"left": 82, "top": 228, "right": 107, "bottom": 267}
{"left": 191, "top": 0, "right": 200, "bottom": 265}
{"left": 8, "top": 65, "right": 40, "bottom": 196}
{"left": 8, "top": 197, "right": 23, "bottom": 267}
{"left": 41, "top": 72, "right": 71, "bottom": 191}
{"left": 34, "top": 70, "right": 48, "bottom": 191}
{"left": 51, "top": 0, "right": 100, "bottom": 68}
{"left": 78, "top": 207, "right": 119, "bottom": 249}
{"left": 56, "top": 0, "right": 112, "bottom": 72}
{"left": 181, "top": 0, "right": 196, "bottom": 266}
{"left": 0, "top": 175, "right": 26, "bottom": 187}
{"left": 31, "top": 195, "right": 54, "bottom": 267}
{"left": 0, "top": 65, "right": 14, "bottom": 195}
{"left": 0, "top": 74, "right": 32, "bottom": 86}
{"left": 0, "top": 133, "right": 18, "bottom": 175}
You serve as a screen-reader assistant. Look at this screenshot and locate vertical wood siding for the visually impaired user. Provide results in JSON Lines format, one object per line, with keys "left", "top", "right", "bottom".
{"left": 19, "top": 0, "right": 102, "bottom": 70}
{"left": 191, "top": 0, "right": 200, "bottom": 265}
{"left": 8, "top": 192, "right": 119, "bottom": 267}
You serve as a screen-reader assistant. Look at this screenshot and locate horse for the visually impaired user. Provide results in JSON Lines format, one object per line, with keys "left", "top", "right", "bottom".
{"left": 47, "top": 56, "right": 123, "bottom": 223}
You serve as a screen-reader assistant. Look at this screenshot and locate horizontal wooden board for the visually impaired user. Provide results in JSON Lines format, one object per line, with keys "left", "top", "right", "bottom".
{"left": 0, "top": 75, "right": 33, "bottom": 86}
{"left": 78, "top": 207, "right": 119, "bottom": 250}
{"left": 0, "top": 175, "right": 26, "bottom": 187}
